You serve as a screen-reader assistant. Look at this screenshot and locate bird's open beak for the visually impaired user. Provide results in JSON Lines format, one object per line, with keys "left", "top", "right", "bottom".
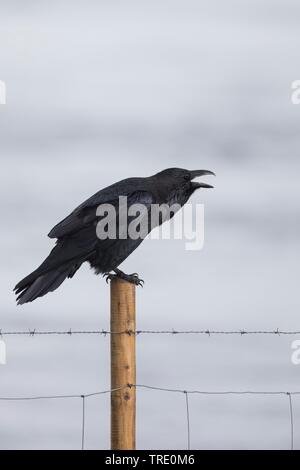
{"left": 190, "top": 170, "right": 215, "bottom": 189}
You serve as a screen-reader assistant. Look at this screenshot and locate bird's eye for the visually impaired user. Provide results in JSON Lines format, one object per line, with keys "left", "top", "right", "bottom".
{"left": 184, "top": 174, "right": 190, "bottom": 181}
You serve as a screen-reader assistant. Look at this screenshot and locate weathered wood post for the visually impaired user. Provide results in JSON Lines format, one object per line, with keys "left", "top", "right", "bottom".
{"left": 110, "top": 278, "right": 136, "bottom": 450}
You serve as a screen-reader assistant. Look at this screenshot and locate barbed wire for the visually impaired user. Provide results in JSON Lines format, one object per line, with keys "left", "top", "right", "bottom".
{"left": 0, "top": 384, "right": 298, "bottom": 450}
{"left": 1, "top": 328, "right": 300, "bottom": 337}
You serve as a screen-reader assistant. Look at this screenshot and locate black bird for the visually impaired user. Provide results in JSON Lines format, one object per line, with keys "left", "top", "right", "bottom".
{"left": 14, "top": 168, "right": 215, "bottom": 304}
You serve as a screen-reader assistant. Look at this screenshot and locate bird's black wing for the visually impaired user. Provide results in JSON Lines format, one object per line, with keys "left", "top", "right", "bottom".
{"left": 48, "top": 178, "right": 153, "bottom": 239}
{"left": 48, "top": 178, "right": 147, "bottom": 239}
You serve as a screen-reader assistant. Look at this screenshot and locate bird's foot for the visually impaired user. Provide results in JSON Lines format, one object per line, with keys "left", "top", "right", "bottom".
{"left": 103, "top": 269, "right": 144, "bottom": 287}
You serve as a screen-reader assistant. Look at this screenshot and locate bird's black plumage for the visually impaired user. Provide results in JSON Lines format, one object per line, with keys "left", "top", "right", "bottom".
{"left": 14, "top": 168, "right": 214, "bottom": 304}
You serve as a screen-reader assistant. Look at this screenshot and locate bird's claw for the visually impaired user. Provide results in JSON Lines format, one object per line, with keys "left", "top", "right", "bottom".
{"left": 127, "top": 273, "right": 144, "bottom": 287}
{"left": 103, "top": 272, "right": 116, "bottom": 284}
{"left": 103, "top": 271, "right": 144, "bottom": 287}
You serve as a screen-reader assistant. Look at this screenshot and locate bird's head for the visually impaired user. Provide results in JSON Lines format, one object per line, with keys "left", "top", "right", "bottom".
{"left": 153, "top": 167, "right": 215, "bottom": 203}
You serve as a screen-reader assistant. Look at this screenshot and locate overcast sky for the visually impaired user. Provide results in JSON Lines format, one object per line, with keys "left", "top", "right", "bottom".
{"left": 0, "top": 0, "right": 300, "bottom": 449}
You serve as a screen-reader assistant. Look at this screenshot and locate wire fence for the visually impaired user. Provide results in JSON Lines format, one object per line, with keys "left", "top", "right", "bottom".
{"left": 1, "top": 328, "right": 300, "bottom": 336}
{"left": 0, "top": 384, "right": 299, "bottom": 450}
{"left": 1, "top": 326, "right": 299, "bottom": 449}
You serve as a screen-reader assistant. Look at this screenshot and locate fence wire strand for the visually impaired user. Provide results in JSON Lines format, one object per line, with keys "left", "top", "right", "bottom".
{"left": 184, "top": 391, "right": 191, "bottom": 450}
{"left": 1, "top": 328, "right": 300, "bottom": 337}
{"left": 287, "top": 393, "right": 294, "bottom": 451}
{"left": 81, "top": 395, "right": 85, "bottom": 451}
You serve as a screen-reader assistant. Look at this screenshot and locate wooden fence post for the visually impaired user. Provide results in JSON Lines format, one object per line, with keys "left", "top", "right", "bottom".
{"left": 110, "top": 278, "right": 136, "bottom": 450}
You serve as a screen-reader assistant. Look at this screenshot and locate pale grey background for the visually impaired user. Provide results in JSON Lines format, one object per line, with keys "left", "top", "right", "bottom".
{"left": 0, "top": 0, "right": 300, "bottom": 449}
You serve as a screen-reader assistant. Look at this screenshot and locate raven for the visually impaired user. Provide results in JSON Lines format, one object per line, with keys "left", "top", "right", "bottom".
{"left": 14, "top": 168, "right": 215, "bottom": 304}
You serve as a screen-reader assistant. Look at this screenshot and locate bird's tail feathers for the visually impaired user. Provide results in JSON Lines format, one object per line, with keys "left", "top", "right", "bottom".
{"left": 14, "top": 262, "right": 78, "bottom": 305}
